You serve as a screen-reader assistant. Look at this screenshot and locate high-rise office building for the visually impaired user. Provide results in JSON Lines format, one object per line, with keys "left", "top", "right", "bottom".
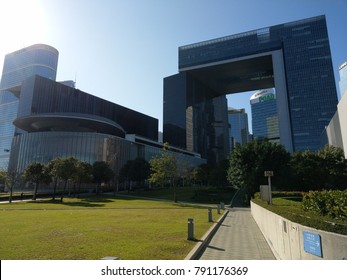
{"left": 228, "top": 107, "right": 250, "bottom": 150}
{"left": 164, "top": 15, "right": 338, "bottom": 163}
{"left": 0, "top": 44, "right": 58, "bottom": 169}
{"left": 339, "top": 61, "right": 347, "bottom": 98}
{"left": 250, "top": 88, "right": 279, "bottom": 143}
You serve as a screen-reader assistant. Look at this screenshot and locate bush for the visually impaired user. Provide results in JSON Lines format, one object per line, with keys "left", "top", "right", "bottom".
{"left": 302, "top": 190, "right": 347, "bottom": 220}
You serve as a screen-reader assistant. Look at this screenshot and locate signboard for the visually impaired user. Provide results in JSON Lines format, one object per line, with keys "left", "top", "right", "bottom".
{"left": 264, "top": 171, "right": 273, "bottom": 177}
{"left": 303, "top": 231, "right": 322, "bottom": 257}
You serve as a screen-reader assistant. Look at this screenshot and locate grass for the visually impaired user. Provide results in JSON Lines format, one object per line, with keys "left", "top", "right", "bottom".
{"left": 252, "top": 193, "right": 347, "bottom": 235}
{"left": 128, "top": 186, "right": 236, "bottom": 204}
{"left": 0, "top": 195, "right": 223, "bottom": 260}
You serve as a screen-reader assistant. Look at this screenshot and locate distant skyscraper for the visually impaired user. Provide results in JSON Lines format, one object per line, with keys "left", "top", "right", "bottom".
{"left": 339, "top": 61, "right": 347, "bottom": 98}
{"left": 0, "top": 44, "right": 58, "bottom": 168}
{"left": 250, "top": 88, "right": 280, "bottom": 143}
{"left": 228, "top": 107, "right": 250, "bottom": 150}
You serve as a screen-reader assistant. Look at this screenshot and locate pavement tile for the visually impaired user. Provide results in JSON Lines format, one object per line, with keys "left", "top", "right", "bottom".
{"left": 198, "top": 208, "right": 275, "bottom": 260}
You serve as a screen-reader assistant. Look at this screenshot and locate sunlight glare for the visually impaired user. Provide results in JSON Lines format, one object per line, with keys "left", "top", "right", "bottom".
{"left": 0, "top": 0, "right": 47, "bottom": 58}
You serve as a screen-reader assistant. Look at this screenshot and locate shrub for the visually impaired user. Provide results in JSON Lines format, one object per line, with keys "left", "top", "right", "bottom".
{"left": 302, "top": 190, "right": 347, "bottom": 220}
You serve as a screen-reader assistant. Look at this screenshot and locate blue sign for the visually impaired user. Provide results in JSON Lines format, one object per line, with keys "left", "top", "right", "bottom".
{"left": 303, "top": 231, "right": 322, "bottom": 257}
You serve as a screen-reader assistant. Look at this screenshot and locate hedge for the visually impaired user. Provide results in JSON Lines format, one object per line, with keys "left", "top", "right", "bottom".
{"left": 302, "top": 190, "right": 347, "bottom": 220}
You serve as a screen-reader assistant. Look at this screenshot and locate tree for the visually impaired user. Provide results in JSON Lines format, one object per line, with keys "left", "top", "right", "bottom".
{"left": 290, "top": 146, "right": 347, "bottom": 191}
{"left": 149, "top": 150, "right": 177, "bottom": 201}
{"left": 289, "top": 150, "right": 323, "bottom": 191}
{"left": 0, "top": 169, "right": 6, "bottom": 190}
{"left": 3, "top": 168, "right": 22, "bottom": 203}
{"left": 317, "top": 145, "right": 347, "bottom": 189}
{"left": 74, "top": 161, "right": 93, "bottom": 194}
{"left": 46, "top": 158, "right": 62, "bottom": 200}
{"left": 92, "top": 161, "right": 114, "bottom": 193}
{"left": 227, "top": 139, "right": 290, "bottom": 198}
{"left": 119, "top": 158, "right": 150, "bottom": 189}
{"left": 54, "top": 157, "right": 79, "bottom": 201}
{"left": 24, "top": 162, "right": 49, "bottom": 200}
{"left": 193, "top": 164, "right": 212, "bottom": 186}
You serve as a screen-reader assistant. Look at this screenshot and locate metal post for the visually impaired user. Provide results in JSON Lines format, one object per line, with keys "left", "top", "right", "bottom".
{"left": 187, "top": 218, "right": 194, "bottom": 240}
{"left": 268, "top": 175, "right": 272, "bottom": 205}
{"left": 208, "top": 208, "right": 213, "bottom": 222}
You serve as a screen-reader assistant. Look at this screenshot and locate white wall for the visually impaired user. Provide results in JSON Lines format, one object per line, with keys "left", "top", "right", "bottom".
{"left": 338, "top": 92, "right": 347, "bottom": 158}
{"left": 251, "top": 201, "right": 347, "bottom": 260}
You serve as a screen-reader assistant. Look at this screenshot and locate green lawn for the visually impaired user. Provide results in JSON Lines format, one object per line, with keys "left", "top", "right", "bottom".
{"left": 0, "top": 195, "right": 222, "bottom": 260}
{"left": 128, "top": 186, "right": 236, "bottom": 204}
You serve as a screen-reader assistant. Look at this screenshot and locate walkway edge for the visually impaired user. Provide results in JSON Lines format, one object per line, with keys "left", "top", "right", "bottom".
{"left": 184, "top": 209, "right": 229, "bottom": 260}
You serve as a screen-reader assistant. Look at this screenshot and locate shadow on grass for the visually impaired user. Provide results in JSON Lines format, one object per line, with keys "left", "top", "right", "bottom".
{"left": 30, "top": 196, "right": 116, "bottom": 208}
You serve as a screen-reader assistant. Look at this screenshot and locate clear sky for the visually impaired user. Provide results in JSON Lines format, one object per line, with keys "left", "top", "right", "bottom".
{"left": 0, "top": 0, "right": 346, "bottom": 132}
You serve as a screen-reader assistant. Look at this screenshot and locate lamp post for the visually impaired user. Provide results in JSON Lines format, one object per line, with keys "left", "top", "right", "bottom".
{"left": 264, "top": 171, "right": 273, "bottom": 204}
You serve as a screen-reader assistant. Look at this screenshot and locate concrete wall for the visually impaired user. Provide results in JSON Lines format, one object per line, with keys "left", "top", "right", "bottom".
{"left": 338, "top": 92, "right": 347, "bottom": 158}
{"left": 251, "top": 201, "right": 347, "bottom": 260}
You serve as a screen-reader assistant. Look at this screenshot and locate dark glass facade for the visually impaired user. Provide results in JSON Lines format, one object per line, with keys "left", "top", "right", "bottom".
{"left": 228, "top": 108, "right": 250, "bottom": 150}
{"left": 8, "top": 75, "right": 206, "bottom": 176}
{"left": 164, "top": 15, "right": 338, "bottom": 160}
{"left": 15, "top": 75, "right": 158, "bottom": 141}
{"left": 164, "top": 72, "right": 229, "bottom": 164}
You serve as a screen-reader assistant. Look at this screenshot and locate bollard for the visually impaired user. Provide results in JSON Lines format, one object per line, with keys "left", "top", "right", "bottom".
{"left": 208, "top": 208, "right": 213, "bottom": 222}
{"left": 217, "top": 204, "right": 221, "bottom": 214}
{"left": 220, "top": 202, "right": 225, "bottom": 210}
{"left": 187, "top": 218, "right": 194, "bottom": 240}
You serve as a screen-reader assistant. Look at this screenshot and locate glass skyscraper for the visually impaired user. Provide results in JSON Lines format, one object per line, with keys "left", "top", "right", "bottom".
{"left": 228, "top": 107, "right": 250, "bottom": 150}
{"left": 250, "top": 89, "right": 280, "bottom": 143}
{"left": 164, "top": 15, "right": 338, "bottom": 163}
{"left": 0, "top": 44, "right": 58, "bottom": 169}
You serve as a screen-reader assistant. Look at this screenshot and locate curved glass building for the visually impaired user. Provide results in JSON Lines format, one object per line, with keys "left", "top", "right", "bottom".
{"left": 8, "top": 75, "right": 204, "bottom": 176}
{"left": 0, "top": 44, "right": 58, "bottom": 168}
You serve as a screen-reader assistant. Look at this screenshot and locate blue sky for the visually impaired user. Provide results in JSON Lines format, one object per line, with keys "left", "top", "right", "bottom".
{"left": 0, "top": 0, "right": 346, "bottom": 132}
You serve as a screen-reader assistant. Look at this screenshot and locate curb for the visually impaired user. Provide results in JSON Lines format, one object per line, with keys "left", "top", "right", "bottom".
{"left": 184, "top": 209, "right": 229, "bottom": 260}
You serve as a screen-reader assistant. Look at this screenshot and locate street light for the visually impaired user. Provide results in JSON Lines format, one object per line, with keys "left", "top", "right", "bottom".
{"left": 264, "top": 171, "right": 274, "bottom": 204}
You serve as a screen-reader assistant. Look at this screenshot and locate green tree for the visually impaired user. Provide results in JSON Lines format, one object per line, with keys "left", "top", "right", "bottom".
{"left": 3, "top": 168, "right": 22, "bottom": 203}
{"left": 54, "top": 157, "right": 79, "bottom": 201}
{"left": 289, "top": 150, "right": 323, "bottom": 191}
{"left": 74, "top": 161, "right": 93, "bottom": 194}
{"left": 317, "top": 145, "right": 347, "bottom": 189}
{"left": 0, "top": 169, "right": 6, "bottom": 189}
{"left": 24, "top": 162, "right": 49, "bottom": 200}
{"left": 290, "top": 146, "right": 347, "bottom": 191}
{"left": 119, "top": 158, "right": 150, "bottom": 189}
{"left": 193, "top": 164, "right": 212, "bottom": 186}
{"left": 227, "top": 140, "right": 290, "bottom": 198}
{"left": 46, "top": 158, "right": 62, "bottom": 200}
{"left": 149, "top": 151, "right": 177, "bottom": 201}
{"left": 92, "top": 161, "right": 114, "bottom": 193}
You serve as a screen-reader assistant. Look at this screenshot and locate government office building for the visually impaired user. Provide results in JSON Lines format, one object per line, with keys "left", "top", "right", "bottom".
{"left": 163, "top": 15, "right": 338, "bottom": 164}
{"left": 0, "top": 44, "right": 205, "bottom": 180}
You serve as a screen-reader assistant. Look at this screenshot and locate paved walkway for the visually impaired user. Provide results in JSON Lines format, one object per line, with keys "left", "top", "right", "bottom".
{"left": 197, "top": 207, "right": 275, "bottom": 260}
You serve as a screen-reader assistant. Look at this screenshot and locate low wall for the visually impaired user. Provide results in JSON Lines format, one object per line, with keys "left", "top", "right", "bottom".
{"left": 251, "top": 201, "right": 347, "bottom": 260}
